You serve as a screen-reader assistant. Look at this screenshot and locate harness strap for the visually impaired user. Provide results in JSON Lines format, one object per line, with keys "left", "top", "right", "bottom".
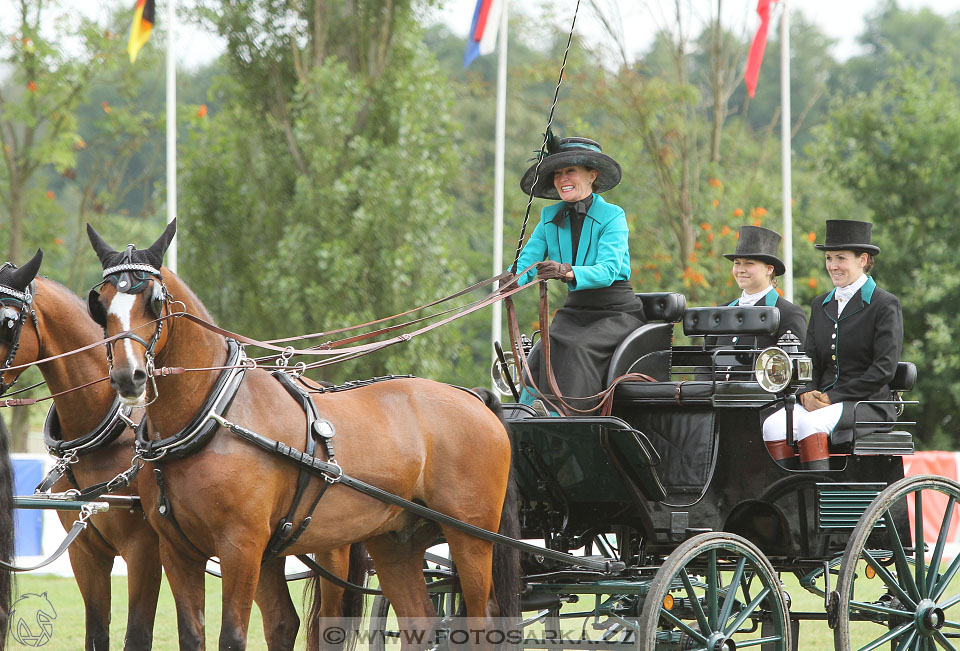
{"left": 263, "top": 371, "right": 328, "bottom": 560}
{"left": 152, "top": 465, "right": 209, "bottom": 559}
{"left": 295, "top": 554, "right": 382, "bottom": 596}
{"left": 0, "top": 509, "right": 92, "bottom": 573}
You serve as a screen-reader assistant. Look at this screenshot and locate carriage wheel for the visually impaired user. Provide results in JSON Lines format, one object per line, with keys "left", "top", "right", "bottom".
{"left": 367, "top": 588, "right": 465, "bottom": 651}
{"left": 637, "top": 532, "right": 791, "bottom": 651}
{"left": 834, "top": 474, "right": 960, "bottom": 651}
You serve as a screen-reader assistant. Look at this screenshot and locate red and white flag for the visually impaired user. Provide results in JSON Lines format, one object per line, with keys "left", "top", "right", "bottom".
{"left": 744, "top": 0, "right": 778, "bottom": 98}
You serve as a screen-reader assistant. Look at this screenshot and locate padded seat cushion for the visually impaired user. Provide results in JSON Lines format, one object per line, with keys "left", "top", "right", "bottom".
{"left": 683, "top": 306, "right": 780, "bottom": 337}
{"left": 636, "top": 292, "right": 686, "bottom": 323}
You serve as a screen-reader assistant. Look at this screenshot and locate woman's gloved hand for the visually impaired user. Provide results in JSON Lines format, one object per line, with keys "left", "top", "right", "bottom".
{"left": 536, "top": 261, "right": 573, "bottom": 282}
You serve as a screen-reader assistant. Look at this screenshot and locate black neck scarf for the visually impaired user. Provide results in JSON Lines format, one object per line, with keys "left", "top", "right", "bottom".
{"left": 565, "top": 195, "right": 593, "bottom": 264}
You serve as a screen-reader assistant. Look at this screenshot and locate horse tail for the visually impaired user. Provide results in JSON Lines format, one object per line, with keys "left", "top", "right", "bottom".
{"left": 305, "top": 542, "right": 369, "bottom": 651}
{"left": 474, "top": 388, "right": 521, "bottom": 623}
{"left": 0, "top": 415, "right": 14, "bottom": 644}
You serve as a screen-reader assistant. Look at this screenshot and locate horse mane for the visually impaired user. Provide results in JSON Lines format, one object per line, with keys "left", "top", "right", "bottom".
{"left": 164, "top": 269, "right": 216, "bottom": 323}
{"left": 0, "top": 414, "right": 14, "bottom": 642}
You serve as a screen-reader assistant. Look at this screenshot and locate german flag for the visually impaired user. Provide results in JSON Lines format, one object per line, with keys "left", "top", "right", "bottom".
{"left": 128, "top": 0, "right": 155, "bottom": 63}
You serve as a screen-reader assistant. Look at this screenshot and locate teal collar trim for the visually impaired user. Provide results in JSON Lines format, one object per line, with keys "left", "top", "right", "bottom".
{"left": 861, "top": 276, "right": 877, "bottom": 303}
{"left": 821, "top": 276, "right": 876, "bottom": 306}
{"left": 728, "top": 288, "right": 778, "bottom": 307}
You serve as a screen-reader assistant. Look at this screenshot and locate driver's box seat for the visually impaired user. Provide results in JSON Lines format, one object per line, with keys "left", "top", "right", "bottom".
{"left": 605, "top": 292, "right": 687, "bottom": 385}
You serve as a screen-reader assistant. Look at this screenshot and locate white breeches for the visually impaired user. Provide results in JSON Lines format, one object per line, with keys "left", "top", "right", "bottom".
{"left": 762, "top": 402, "right": 845, "bottom": 442}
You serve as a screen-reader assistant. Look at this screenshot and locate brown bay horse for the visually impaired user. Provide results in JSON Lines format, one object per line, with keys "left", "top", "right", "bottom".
{"left": 0, "top": 252, "right": 308, "bottom": 650}
{"left": 86, "top": 220, "right": 519, "bottom": 649}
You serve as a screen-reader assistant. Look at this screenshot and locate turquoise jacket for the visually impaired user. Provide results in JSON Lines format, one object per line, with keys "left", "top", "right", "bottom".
{"left": 513, "top": 194, "right": 631, "bottom": 291}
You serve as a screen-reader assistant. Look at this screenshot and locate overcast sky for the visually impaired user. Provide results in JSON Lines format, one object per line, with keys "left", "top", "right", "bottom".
{"left": 45, "top": 0, "right": 960, "bottom": 70}
{"left": 432, "top": 0, "right": 960, "bottom": 62}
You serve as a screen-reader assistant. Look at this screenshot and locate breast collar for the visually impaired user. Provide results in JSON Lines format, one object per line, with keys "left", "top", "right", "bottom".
{"left": 43, "top": 395, "right": 133, "bottom": 458}
{"left": 135, "top": 338, "right": 247, "bottom": 461}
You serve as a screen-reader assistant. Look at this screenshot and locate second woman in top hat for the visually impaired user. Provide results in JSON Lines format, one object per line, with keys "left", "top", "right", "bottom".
{"left": 717, "top": 225, "right": 807, "bottom": 349}
{"left": 510, "top": 130, "right": 645, "bottom": 414}
{"left": 762, "top": 219, "right": 903, "bottom": 469}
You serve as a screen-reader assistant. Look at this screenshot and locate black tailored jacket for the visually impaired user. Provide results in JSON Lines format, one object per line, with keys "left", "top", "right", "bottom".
{"left": 801, "top": 277, "right": 903, "bottom": 444}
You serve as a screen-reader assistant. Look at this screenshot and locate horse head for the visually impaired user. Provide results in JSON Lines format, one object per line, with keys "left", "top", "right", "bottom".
{"left": 86, "top": 220, "right": 176, "bottom": 405}
{"left": 0, "top": 249, "right": 44, "bottom": 395}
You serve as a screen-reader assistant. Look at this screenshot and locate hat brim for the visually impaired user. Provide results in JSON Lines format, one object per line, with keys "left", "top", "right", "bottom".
{"left": 723, "top": 253, "right": 786, "bottom": 276}
{"left": 814, "top": 243, "right": 880, "bottom": 255}
{"left": 520, "top": 150, "right": 622, "bottom": 200}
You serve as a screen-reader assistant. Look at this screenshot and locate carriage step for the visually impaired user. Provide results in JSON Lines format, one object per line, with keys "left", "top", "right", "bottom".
{"left": 851, "top": 431, "right": 914, "bottom": 456}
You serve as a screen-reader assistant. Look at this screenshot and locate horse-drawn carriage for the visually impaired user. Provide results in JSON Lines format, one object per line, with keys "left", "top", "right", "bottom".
{"left": 1, "top": 231, "right": 953, "bottom": 651}
{"left": 477, "top": 291, "right": 939, "bottom": 650}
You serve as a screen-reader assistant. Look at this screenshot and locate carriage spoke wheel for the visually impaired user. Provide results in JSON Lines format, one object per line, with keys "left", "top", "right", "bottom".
{"left": 835, "top": 475, "right": 960, "bottom": 651}
{"left": 638, "top": 532, "right": 791, "bottom": 651}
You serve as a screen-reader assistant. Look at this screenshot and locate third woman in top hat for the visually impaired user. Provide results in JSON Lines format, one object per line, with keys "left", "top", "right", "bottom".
{"left": 717, "top": 225, "right": 807, "bottom": 349}
{"left": 762, "top": 219, "right": 903, "bottom": 469}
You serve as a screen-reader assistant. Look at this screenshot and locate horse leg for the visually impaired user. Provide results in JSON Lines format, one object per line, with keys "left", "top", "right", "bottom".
{"left": 365, "top": 534, "right": 437, "bottom": 651}
{"left": 120, "top": 529, "right": 163, "bottom": 651}
{"left": 159, "top": 543, "right": 207, "bottom": 650}
{"left": 254, "top": 557, "right": 299, "bottom": 651}
{"left": 216, "top": 545, "right": 263, "bottom": 650}
{"left": 441, "top": 529, "right": 498, "bottom": 645}
{"left": 66, "top": 534, "right": 115, "bottom": 651}
{"left": 303, "top": 547, "right": 353, "bottom": 651}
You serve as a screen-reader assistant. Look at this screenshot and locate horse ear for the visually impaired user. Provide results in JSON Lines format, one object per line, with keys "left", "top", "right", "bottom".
{"left": 8, "top": 249, "right": 42, "bottom": 291}
{"left": 87, "top": 223, "right": 117, "bottom": 266}
{"left": 143, "top": 219, "right": 177, "bottom": 269}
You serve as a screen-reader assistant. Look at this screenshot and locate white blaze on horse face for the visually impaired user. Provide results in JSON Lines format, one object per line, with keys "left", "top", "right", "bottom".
{"left": 108, "top": 292, "right": 145, "bottom": 399}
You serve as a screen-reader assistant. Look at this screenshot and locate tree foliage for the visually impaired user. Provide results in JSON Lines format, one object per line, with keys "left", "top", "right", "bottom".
{"left": 816, "top": 60, "right": 960, "bottom": 447}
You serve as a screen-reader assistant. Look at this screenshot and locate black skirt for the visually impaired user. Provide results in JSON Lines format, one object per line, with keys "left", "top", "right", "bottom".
{"left": 526, "top": 281, "right": 646, "bottom": 410}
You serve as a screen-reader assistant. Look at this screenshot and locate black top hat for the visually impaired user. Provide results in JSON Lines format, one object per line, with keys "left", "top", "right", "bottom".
{"left": 814, "top": 220, "right": 880, "bottom": 255}
{"left": 723, "top": 226, "right": 786, "bottom": 276}
{"left": 520, "top": 130, "right": 622, "bottom": 200}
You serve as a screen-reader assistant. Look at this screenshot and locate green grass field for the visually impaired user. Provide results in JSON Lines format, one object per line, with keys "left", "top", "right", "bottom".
{"left": 5, "top": 570, "right": 857, "bottom": 650}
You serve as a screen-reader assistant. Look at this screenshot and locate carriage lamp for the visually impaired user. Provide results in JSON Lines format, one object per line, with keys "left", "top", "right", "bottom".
{"left": 754, "top": 347, "right": 793, "bottom": 393}
{"left": 796, "top": 356, "right": 814, "bottom": 383}
{"left": 491, "top": 351, "right": 518, "bottom": 397}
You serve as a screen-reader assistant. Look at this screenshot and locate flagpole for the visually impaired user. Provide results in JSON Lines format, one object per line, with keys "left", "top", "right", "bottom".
{"left": 166, "top": 0, "right": 178, "bottom": 273}
{"left": 780, "top": 0, "right": 792, "bottom": 301}
{"left": 491, "top": 0, "right": 508, "bottom": 365}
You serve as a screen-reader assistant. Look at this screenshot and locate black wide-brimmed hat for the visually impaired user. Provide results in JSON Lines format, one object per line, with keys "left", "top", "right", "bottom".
{"left": 814, "top": 220, "right": 880, "bottom": 255}
{"left": 723, "top": 226, "right": 786, "bottom": 276}
{"left": 519, "top": 130, "right": 622, "bottom": 200}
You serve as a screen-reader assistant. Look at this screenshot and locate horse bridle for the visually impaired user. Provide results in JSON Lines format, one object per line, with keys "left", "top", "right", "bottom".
{"left": 0, "top": 263, "right": 40, "bottom": 397}
{"left": 87, "top": 247, "right": 172, "bottom": 397}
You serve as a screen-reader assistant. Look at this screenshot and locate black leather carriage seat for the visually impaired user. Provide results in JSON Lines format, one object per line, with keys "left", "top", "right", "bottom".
{"left": 845, "top": 361, "right": 917, "bottom": 456}
{"left": 605, "top": 292, "right": 687, "bottom": 385}
{"left": 613, "top": 306, "right": 780, "bottom": 403}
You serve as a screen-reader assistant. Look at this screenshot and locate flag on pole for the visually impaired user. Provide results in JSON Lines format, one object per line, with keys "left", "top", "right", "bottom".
{"left": 745, "top": 0, "right": 777, "bottom": 98}
{"left": 463, "top": 0, "right": 505, "bottom": 68}
{"left": 128, "top": 0, "right": 155, "bottom": 63}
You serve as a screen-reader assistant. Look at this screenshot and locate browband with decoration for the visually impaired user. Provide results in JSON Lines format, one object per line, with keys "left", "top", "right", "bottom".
{"left": 0, "top": 284, "right": 30, "bottom": 302}
{"left": 102, "top": 263, "right": 161, "bottom": 279}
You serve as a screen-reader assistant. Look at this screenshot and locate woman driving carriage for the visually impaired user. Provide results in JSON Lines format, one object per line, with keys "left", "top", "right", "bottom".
{"left": 762, "top": 220, "right": 903, "bottom": 470}
{"left": 509, "top": 131, "right": 645, "bottom": 415}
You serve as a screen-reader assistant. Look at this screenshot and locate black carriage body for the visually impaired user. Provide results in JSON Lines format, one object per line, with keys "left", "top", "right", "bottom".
{"left": 506, "top": 295, "right": 914, "bottom": 564}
